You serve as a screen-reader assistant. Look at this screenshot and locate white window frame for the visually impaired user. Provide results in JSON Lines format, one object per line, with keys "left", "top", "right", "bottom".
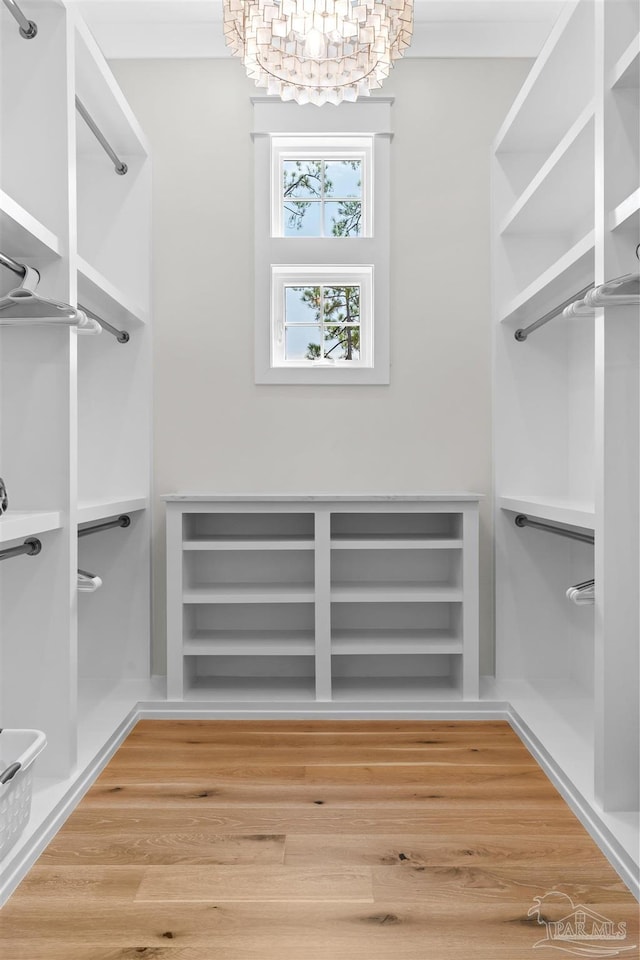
{"left": 253, "top": 97, "right": 392, "bottom": 386}
{"left": 272, "top": 136, "right": 373, "bottom": 239}
{"left": 271, "top": 264, "right": 374, "bottom": 368}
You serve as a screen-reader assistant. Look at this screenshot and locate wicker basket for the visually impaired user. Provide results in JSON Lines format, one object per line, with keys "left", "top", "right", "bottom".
{"left": 0, "top": 729, "right": 47, "bottom": 861}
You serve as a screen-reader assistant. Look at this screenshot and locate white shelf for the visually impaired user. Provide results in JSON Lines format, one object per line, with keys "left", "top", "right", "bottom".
{"left": 331, "top": 536, "right": 462, "bottom": 550}
{"left": 0, "top": 510, "right": 63, "bottom": 544}
{"left": 184, "top": 676, "right": 316, "bottom": 701}
{"left": 331, "top": 582, "right": 463, "bottom": 603}
{"left": 183, "top": 584, "right": 316, "bottom": 604}
{"left": 610, "top": 32, "right": 640, "bottom": 89}
{"left": 499, "top": 104, "right": 594, "bottom": 237}
{"left": 493, "top": 0, "right": 591, "bottom": 155}
{"left": 74, "top": 15, "right": 150, "bottom": 159}
{"left": 77, "top": 256, "right": 148, "bottom": 327}
{"left": 610, "top": 189, "right": 640, "bottom": 232}
{"left": 332, "top": 629, "right": 462, "bottom": 655}
{"left": 0, "top": 190, "right": 61, "bottom": 261}
{"left": 77, "top": 497, "right": 148, "bottom": 525}
{"left": 183, "top": 536, "right": 315, "bottom": 551}
{"left": 166, "top": 498, "right": 479, "bottom": 702}
{"left": 184, "top": 630, "right": 315, "bottom": 657}
{"left": 498, "top": 496, "right": 595, "bottom": 531}
{"left": 331, "top": 676, "right": 462, "bottom": 701}
{"left": 499, "top": 230, "right": 594, "bottom": 325}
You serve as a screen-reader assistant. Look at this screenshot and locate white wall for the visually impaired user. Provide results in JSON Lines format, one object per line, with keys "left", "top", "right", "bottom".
{"left": 111, "top": 57, "right": 531, "bottom": 676}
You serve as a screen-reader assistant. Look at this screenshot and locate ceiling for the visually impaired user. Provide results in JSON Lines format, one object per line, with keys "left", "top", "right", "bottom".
{"left": 70, "top": 0, "right": 566, "bottom": 59}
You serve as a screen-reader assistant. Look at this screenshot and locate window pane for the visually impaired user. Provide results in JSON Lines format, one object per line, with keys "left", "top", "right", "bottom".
{"left": 323, "top": 201, "right": 362, "bottom": 237}
{"left": 285, "top": 325, "right": 322, "bottom": 360}
{"left": 285, "top": 286, "right": 321, "bottom": 323}
{"left": 324, "top": 160, "right": 362, "bottom": 198}
{"left": 323, "top": 286, "right": 360, "bottom": 324}
{"left": 283, "top": 200, "right": 322, "bottom": 237}
{"left": 282, "top": 160, "right": 322, "bottom": 199}
{"left": 324, "top": 326, "right": 360, "bottom": 361}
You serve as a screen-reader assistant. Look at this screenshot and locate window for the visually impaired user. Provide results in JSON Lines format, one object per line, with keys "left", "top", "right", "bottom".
{"left": 272, "top": 264, "right": 373, "bottom": 367}
{"left": 253, "top": 98, "right": 391, "bottom": 385}
{"left": 271, "top": 137, "right": 372, "bottom": 238}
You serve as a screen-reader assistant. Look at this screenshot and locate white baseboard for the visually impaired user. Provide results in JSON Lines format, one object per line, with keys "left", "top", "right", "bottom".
{"left": 137, "top": 698, "right": 509, "bottom": 720}
{"left": 2, "top": 698, "right": 637, "bottom": 908}
{"left": 0, "top": 708, "right": 140, "bottom": 908}
{"left": 507, "top": 706, "right": 640, "bottom": 900}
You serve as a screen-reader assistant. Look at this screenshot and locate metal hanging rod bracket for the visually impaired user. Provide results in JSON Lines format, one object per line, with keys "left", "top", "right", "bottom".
{"left": 0, "top": 538, "right": 42, "bottom": 562}
{"left": 75, "top": 97, "right": 128, "bottom": 176}
{"left": 2, "top": 0, "right": 37, "bottom": 38}
{"left": 515, "top": 514, "right": 594, "bottom": 545}
{"left": 515, "top": 283, "right": 595, "bottom": 341}
{"left": 78, "top": 515, "right": 131, "bottom": 538}
{"left": 79, "top": 304, "right": 129, "bottom": 343}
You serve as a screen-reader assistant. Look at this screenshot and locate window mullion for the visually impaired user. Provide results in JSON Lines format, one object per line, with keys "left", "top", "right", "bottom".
{"left": 320, "top": 159, "right": 325, "bottom": 239}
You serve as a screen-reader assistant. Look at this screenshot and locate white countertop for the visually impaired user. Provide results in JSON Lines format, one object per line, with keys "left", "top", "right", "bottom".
{"left": 161, "top": 493, "right": 484, "bottom": 502}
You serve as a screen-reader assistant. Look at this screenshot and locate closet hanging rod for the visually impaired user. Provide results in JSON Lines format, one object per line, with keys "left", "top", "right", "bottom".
{"left": 515, "top": 514, "right": 594, "bottom": 545}
{"left": 2, "top": 0, "right": 37, "bottom": 38}
{"left": 0, "top": 251, "right": 28, "bottom": 279}
{"left": 0, "top": 538, "right": 42, "bottom": 562}
{"left": 79, "top": 304, "right": 129, "bottom": 343}
{"left": 78, "top": 515, "right": 131, "bottom": 538}
{"left": 75, "top": 97, "right": 128, "bottom": 176}
{"left": 514, "top": 283, "right": 594, "bottom": 341}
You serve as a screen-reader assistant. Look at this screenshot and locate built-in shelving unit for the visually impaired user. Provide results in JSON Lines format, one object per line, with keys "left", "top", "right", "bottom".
{"left": 165, "top": 496, "right": 480, "bottom": 705}
{"left": 0, "top": 0, "right": 152, "bottom": 907}
{"left": 492, "top": 0, "right": 639, "bottom": 891}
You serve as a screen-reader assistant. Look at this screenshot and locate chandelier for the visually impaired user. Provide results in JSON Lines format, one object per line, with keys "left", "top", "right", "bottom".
{"left": 223, "top": 0, "right": 414, "bottom": 106}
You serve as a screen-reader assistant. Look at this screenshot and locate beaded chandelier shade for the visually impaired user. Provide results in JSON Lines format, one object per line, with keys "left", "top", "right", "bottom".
{"left": 223, "top": 0, "right": 414, "bottom": 105}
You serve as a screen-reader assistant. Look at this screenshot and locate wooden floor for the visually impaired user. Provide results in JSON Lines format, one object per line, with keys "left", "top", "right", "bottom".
{"left": 1, "top": 720, "right": 638, "bottom": 959}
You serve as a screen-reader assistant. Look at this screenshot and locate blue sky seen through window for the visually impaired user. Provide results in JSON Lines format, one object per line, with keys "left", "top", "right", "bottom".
{"left": 282, "top": 159, "right": 362, "bottom": 237}
{"left": 284, "top": 285, "right": 361, "bottom": 361}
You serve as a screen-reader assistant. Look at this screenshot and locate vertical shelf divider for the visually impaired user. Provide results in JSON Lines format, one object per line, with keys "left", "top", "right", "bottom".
{"left": 166, "top": 504, "right": 184, "bottom": 700}
{"left": 462, "top": 505, "right": 480, "bottom": 699}
{"left": 314, "top": 506, "right": 332, "bottom": 701}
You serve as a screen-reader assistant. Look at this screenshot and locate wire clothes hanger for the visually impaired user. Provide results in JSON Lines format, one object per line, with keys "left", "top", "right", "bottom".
{"left": 0, "top": 251, "right": 99, "bottom": 330}
{"left": 77, "top": 569, "right": 103, "bottom": 592}
{"left": 562, "top": 243, "right": 640, "bottom": 318}
{"left": 566, "top": 578, "right": 594, "bottom": 606}
{"left": 516, "top": 245, "right": 640, "bottom": 338}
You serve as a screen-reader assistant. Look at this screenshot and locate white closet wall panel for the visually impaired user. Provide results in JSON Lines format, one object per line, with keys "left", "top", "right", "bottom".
{"left": 0, "top": 0, "right": 152, "bottom": 906}
{"left": 493, "top": 0, "right": 639, "bottom": 882}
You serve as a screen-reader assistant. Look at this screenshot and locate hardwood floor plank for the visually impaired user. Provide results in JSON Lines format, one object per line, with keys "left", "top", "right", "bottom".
{"left": 134, "top": 864, "right": 374, "bottom": 902}
{"left": 85, "top": 765, "right": 558, "bottom": 804}
{"left": 47, "top": 804, "right": 586, "bottom": 837}
{"left": 371, "top": 863, "right": 631, "bottom": 904}
{"left": 98, "top": 747, "right": 533, "bottom": 783}
{"left": 95, "top": 763, "right": 307, "bottom": 785}
{"left": 123, "top": 719, "right": 515, "bottom": 739}
{"left": 40, "top": 832, "right": 286, "bottom": 866}
{"left": 283, "top": 833, "right": 611, "bottom": 868}
{"left": 13, "top": 866, "right": 145, "bottom": 901}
